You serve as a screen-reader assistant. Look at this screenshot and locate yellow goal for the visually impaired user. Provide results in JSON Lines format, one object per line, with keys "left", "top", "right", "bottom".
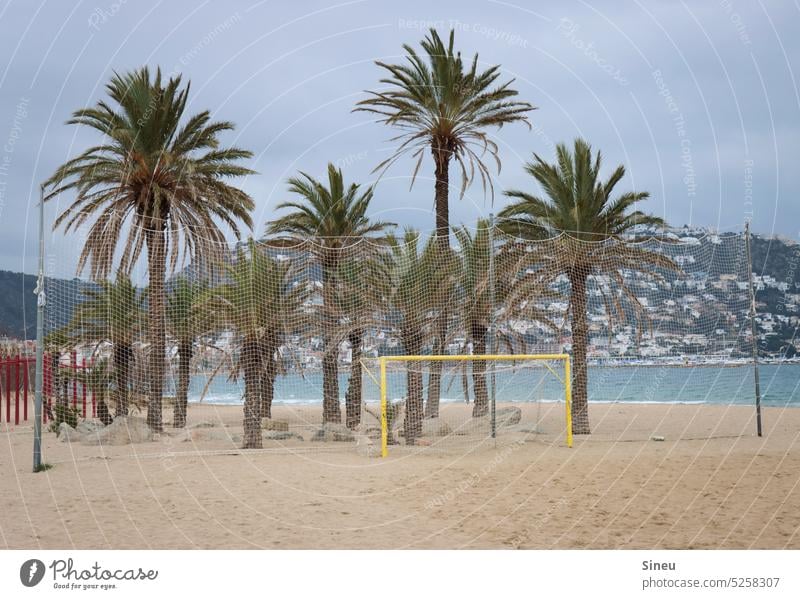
{"left": 378, "top": 353, "right": 573, "bottom": 457}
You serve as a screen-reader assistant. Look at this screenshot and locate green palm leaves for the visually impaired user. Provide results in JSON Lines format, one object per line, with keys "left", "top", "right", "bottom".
{"left": 268, "top": 163, "right": 393, "bottom": 247}
{"left": 46, "top": 66, "right": 255, "bottom": 278}
{"left": 356, "top": 29, "right": 534, "bottom": 209}
{"left": 499, "top": 139, "right": 677, "bottom": 434}
{"left": 46, "top": 66, "right": 255, "bottom": 431}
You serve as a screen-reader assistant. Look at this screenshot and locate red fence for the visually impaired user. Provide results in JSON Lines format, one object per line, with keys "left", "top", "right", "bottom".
{"left": 1, "top": 352, "right": 96, "bottom": 425}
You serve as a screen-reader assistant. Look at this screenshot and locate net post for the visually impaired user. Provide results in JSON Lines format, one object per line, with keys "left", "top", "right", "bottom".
{"left": 744, "top": 221, "right": 763, "bottom": 437}
{"left": 33, "top": 184, "right": 45, "bottom": 472}
{"left": 488, "top": 214, "right": 496, "bottom": 440}
{"left": 564, "top": 355, "right": 573, "bottom": 448}
{"left": 380, "top": 357, "right": 388, "bottom": 458}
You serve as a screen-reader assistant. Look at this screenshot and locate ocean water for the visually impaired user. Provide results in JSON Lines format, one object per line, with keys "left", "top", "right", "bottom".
{"left": 181, "top": 363, "right": 800, "bottom": 407}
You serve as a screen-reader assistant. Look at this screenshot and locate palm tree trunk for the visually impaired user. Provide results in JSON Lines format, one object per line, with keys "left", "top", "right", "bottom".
{"left": 427, "top": 147, "right": 451, "bottom": 418}
{"left": 260, "top": 340, "right": 276, "bottom": 419}
{"left": 96, "top": 391, "right": 113, "bottom": 425}
{"left": 321, "top": 349, "right": 340, "bottom": 423}
{"left": 173, "top": 339, "right": 192, "bottom": 428}
{"left": 242, "top": 336, "right": 263, "bottom": 449}
{"left": 404, "top": 331, "right": 423, "bottom": 444}
{"left": 112, "top": 343, "right": 131, "bottom": 417}
{"left": 426, "top": 312, "right": 445, "bottom": 418}
{"left": 345, "top": 329, "right": 363, "bottom": 429}
{"left": 433, "top": 143, "right": 451, "bottom": 243}
{"left": 570, "top": 269, "right": 591, "bottom": 434}
{"left": 471, "top": 323, "right": 489, "bottom": 417}
{"left": 145, "top": 225, "right": 167, "bottom": 432}
{"left": 321, "top": 256, "right": 341, "bottom": 423}
{"left": 425, "top": 245, "right": 449, "bottom": 419}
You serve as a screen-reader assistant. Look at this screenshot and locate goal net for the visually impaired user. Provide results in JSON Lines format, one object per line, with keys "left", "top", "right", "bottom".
{"left": 371, "top": 354, "right": 572, "bottom": 456}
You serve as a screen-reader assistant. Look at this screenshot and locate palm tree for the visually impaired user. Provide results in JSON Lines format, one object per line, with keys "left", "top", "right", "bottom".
{"left": 356, "top": 29, "right": 534, "bottom": 415}
{"left": 45, "top": 67, "right": 255, "bottom": 432}
{"left": 206, "top": 239, "right": 309, "bottom": 448}
{"left": 333, "top": 254, "right": 386, "bottom": 429}
{"left": 266, "top": 163, "right": 393, "bottom": 424}
{"left": 166, "top": 278, "right": 211, "bottom": 428}
{"left": 499, "top": 139, "right": 677, "bottom": 434}
{"left": 355, "top": 28, "right": 534, "bottom": 243}
{"left": 452, "top": 220, "right": 498, "bottom": 417}
{"left": 453, "top": 220, "right": 558, "bottom": 417}
{"left": 68, "top": 274, "right": 143, "bottom": 418}
{"left": 384, "top": 230, "right": 457, "bottom": 443}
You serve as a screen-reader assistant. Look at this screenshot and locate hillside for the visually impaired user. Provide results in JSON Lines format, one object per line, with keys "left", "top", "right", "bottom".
{"left": 0, "top": 232, "right": 797, "bottom": 357}
{"left": 0, "top": 270, "right": 37, "bottom": 339}
{"left": 0, "top": 270, "right": 93, "bottom": 340}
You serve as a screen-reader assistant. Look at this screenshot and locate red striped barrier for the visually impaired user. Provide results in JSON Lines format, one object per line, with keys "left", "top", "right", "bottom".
{"left": 1, "top": 353, "right": 96, "bottom": 424}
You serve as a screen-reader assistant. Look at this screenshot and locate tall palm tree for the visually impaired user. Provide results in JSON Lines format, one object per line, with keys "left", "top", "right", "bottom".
{"left": 206, "top": 239, "right": 309, "bottom": 448}
{"left": 356, "top": 29, "right": 534, "bottom": 415}
{"left": 166, "top": 278, "right": 211, "bottom": 428}
{"left": 499, "top": 139, "right": 677, "bottom": 434}
{"left": 45, "top": 67, "right": 255, "bottom": 432}
{"left": 68, "top": 274, "right": 143, "bottom": 418}
{"left": 266, "top": 164, "right": 393, "bottom": 424}
{"left": 355, "top": 28, "right": 534, "bottom": 243}
{"left": 384, "top": 230, "right": 457, "bottom": 443}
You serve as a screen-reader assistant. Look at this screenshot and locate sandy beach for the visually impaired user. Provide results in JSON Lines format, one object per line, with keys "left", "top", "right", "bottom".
{"left": 1, "top": 402, "right": 799, "bottom": 549}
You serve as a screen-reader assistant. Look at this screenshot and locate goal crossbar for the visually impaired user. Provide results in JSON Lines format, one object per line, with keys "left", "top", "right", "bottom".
{"left": 378, "top": 354, "right": 573, "bottom": 456}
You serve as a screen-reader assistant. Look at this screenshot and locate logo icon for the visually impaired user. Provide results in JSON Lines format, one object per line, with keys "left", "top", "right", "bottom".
{"left": 20, "top": 559, "right": 46, "bottom": 587}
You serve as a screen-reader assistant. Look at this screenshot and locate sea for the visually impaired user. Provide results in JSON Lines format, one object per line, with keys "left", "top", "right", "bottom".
{"left": 180, "top": 363, "right": 800, "bottom": 407}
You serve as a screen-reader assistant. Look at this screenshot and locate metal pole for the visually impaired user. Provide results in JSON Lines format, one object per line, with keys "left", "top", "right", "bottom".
{"left": 745, "top": 221, "right": 763, "bottom": 437}
{"left": 33, "top": 185, "right": 45, "bottom": 471}
{"left": 380, "top": 358, "right": 388, "bottom": 458}
{"left": 488, "top": 214, "right": 497, "bottom": 440}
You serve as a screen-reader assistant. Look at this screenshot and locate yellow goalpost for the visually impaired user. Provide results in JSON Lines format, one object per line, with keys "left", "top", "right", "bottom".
{"left": 378, "top": 353, "right": 573, "bottom": 457}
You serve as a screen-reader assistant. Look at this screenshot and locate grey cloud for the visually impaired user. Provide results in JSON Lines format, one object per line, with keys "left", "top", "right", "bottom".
{"left": 0, "top": 0, "right": 797, "bottom": 278}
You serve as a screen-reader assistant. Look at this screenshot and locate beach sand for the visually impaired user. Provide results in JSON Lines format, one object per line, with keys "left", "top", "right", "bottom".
{"left": 1, "top": 401, "right": 799, "bottom": 549}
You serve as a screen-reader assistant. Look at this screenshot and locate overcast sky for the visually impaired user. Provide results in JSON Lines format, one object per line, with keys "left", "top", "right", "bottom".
{"left": 0, "top": 0, "right": 797, "bottom": 278}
